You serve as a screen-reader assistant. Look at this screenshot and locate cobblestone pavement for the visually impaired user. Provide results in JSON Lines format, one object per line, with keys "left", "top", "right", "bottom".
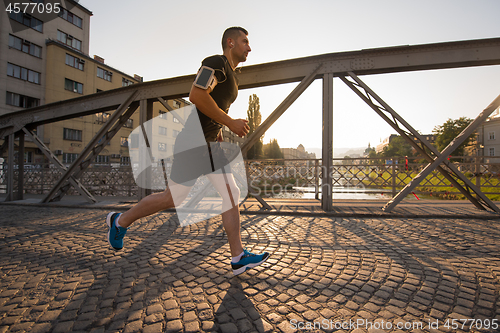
{"left": 0, "top": 206, "right": 499, "bottom": 333}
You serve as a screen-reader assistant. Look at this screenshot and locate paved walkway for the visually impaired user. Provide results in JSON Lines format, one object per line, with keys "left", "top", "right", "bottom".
{"left": 239, "top": 198, "right": 500, "bottom": 219}
{"left": 0, "top": 203, "right": 499, "bottom": 332}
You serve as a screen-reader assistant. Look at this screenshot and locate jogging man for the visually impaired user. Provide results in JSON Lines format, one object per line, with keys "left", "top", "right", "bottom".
{"left": 106, "top": 27, "right": 269, "bottom": 275}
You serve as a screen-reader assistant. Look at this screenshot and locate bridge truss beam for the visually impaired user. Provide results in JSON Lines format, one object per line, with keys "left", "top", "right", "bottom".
{"left": 340, "top": 72, "right": 500, "bottom": 213}
{"left": 0, "top": 38, "right": 499, "bottom": 211}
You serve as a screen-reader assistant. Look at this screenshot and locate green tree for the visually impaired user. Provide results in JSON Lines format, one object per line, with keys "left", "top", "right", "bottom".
{"left": 246, "top": 94, "right": 263, "bottom": 159}
{"left": 380, "top": 136, "right": 414, "bottom": 157}
{"left": 433, "top": 117, "right": 474, "bottom": 156}
{"left": 368, "top": 149, "right": 379, "bottom": 165}
{"left": 263, "top": 139, "right": 283, "bottom": 159}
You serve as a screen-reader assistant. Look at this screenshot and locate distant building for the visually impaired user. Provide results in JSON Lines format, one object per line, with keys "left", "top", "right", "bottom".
{"left": 281, "top": 144, "right": 316, "bottom": 159}
{"left": 376, "top": 134, "right": 436, "bottom": 154}
{"left": 413, "top": 134, "right": 436, "bottom": 146}
{"left": 363, "top": 143, "right": 374, "bottom": 157}
{"left": 477, "top": 110, "right": 500, "bottom": 162}
{"left": 376, "top": 135, "right": 398, "bottom": 153}
{"left": 221, "top": 126, "right": 244, "bottom": 146}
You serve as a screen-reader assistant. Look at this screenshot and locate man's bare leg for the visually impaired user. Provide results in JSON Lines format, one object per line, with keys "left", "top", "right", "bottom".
{"left": 118, "top": 182, "right": 191, "bottom": 228}
{"left": 220, "top": 205, "right": 244, "bottom": 257}
{"left": 106, "top": 181, "right": 191, "bottom": 251}
{"left": 207, "top": 171, "right": 269, "bottom": 274}
{"left": 206, "top": 172, "right": 244, "bottom": 256}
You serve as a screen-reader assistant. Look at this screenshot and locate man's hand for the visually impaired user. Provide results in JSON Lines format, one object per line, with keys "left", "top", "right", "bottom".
{"left": 229, "top": 119, "right": 250, "bottom": 137}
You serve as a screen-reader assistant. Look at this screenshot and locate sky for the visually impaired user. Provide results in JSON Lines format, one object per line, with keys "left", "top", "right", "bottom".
{"left": 79, "top": 0, "right": 500, "bottom": 154}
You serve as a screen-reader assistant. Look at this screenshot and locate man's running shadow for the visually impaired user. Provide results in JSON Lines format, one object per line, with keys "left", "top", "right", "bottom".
{"left": 215, "top": 279, "right": 265, "bottom": 332}
{"left": 97, "top": 213, "right": 267, "bottom": 332}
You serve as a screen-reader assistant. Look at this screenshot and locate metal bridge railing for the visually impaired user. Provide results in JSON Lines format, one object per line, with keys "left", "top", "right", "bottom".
{"left": 1, "top": 156, "right": 500, "bottom": 200}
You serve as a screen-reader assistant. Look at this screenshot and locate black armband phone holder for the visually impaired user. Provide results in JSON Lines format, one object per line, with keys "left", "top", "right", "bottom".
{"left": 194, "top": 66, "right": 217, "bottom": 90}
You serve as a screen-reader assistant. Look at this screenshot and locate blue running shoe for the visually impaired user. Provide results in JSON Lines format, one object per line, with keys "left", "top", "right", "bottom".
{"left": 106, "top": 212, "right": 127, "bottom": 251}
{"left": 231, "top": 249, "right": 270, "bottom": 275}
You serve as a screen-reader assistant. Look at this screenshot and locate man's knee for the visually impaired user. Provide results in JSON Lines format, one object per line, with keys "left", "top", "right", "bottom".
{"left": 160, "top": 189, "right": 175, "bottom": 207}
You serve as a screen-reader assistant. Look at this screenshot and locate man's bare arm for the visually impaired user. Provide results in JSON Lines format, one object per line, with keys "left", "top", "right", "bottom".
{"left": 189, "top": 85, "right": 249, "bottom": 137}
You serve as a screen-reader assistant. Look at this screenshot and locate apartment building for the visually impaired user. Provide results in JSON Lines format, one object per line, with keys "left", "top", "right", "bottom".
{"left": 1, "top": 0, "right": 187, "bottom": 166}
{"left": 1, "top": 0, "right": 92, "bottom": 114}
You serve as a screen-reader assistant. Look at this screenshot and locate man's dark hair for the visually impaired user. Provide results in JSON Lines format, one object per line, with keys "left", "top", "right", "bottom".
{"left": 222, "top": 27, "right": 248, "bottom": 50}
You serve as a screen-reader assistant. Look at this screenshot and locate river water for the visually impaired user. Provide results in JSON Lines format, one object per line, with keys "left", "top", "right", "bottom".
{"left": 273, "top": 186, "right": 394, "bottom": 200}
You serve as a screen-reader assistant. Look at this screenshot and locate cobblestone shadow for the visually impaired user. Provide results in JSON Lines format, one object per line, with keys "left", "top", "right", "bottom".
{"left": 0, "top": 206, "right": 499, "bottom": 333}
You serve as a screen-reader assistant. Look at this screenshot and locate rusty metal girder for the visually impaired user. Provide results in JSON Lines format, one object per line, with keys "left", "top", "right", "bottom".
{"left": 339, "top": 72, "right": 499, "bottom": 212}
{"left": 42, "top": 92, "right": 139, "bottom": 203}
{"left": 383, "top": 94, "right": 500, "bottom": 213}
{"left": 1, "top": 38, "right": 500, "bottom": 139}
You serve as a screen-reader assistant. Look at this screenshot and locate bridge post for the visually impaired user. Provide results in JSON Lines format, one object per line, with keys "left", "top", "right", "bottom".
{"left": 138, "top": 99, "right": 154, "bottom": 200}
{"left": 16, "top": 132, "right": 24, "bottom": 200}
{"left": 322, "top": 73, "right": 334, "bottom": 211}
{"left": 5, "top": 134, "right": 14, "bottom": 201}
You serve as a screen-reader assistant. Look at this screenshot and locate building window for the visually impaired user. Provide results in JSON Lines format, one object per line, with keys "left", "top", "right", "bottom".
{"left": 173, "top": 116, "right": 180, "bottom": 123}
{"left": 488, "top": 131, "right": 495, "bottom": 140}
{"left": 158, "top": 143, "right": 167, "bottom": 151}
{"left": 58, "top": 7, "right": 83, "bottom": 28}
{"left": 62, "top": 153, "right": 79, "bottom": 164}
{"left": 8, "top": 34, "right": 42, "bottom": 58}
{"left": 121, "top": 156, "right": 130, "bottom": 165}
{"left": 57, "top": 30, "right": 82, "bottom": 51}
{"left": 7, "top": 63, "right": 41, "bottom": 84}
{"left": 173, "top": 130, "right": 179, "bottom": 138}
{"left": 159, "top": 126, "right": 167, "bottom": 136}
{"left": 489, "top": 148, "right": 495, "bottom": 156}
{"left": 95, "top": 112, "right": 110, "bottom": 124}
{"left": 122, "top": 78, "right": 133, "bottom": 87}
{"left": 159, "top": 111, "right": 168, "bottom": 119}
{"left": 97, "top": 67, "right": 112, "bottom": 82}
{"left": 65, "top": 78, "right": 83, "bottom": 94}
{"left": 9, "top": 12, "right": 43, "bottom": 32}
{"left": 65, "top": 54, "right": 85, "bottom": 70}
{"left": 95, "top": 155, "right": 109, "bottom": 163}
{"left": 120, "top": 137, "right": 129, "bottom": 147}
{"left": 124, "top": 119, "right": 133, "bottom": 128}
{"left": 25, "top": 151, "right": 33, "bottom": 164}
{"left": 173, "top": 100, "right": 181, "bottom": 108}
{"left": 63, "top": 128, "right": 82, "bottom": 141}
{"left": 6, "top": 91, "right": 40, "bottom": 108}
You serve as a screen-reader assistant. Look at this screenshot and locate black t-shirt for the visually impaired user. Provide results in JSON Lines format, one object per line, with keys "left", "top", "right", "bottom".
{"left": 196, "top": 55, "right": 238, "bottom": 142}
